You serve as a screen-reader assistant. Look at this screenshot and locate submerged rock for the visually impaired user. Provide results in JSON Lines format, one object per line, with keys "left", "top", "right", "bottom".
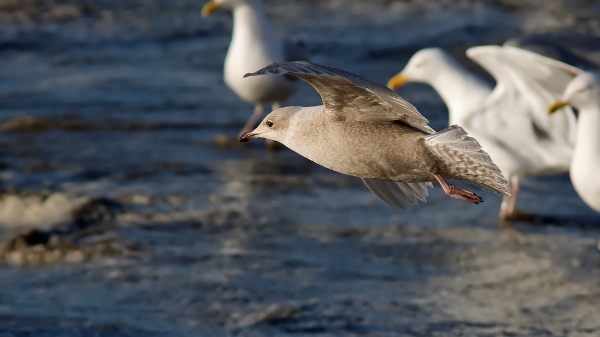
{"left": 0, "top": 194, "right": 128, "bottom": 266}
{"left": 0, "top": 116, "right": 93, "bottom": 133}
{"left": 0, "top": 193, "right": 124, "bottom": 229}
{"left": 0, "top": 228, "right": 135, "bottom": 266}
{"left": 0, "top": 193, "right": 73, "bottom": 228}
{"left": 72, "top": 197, "right": 124, "bottom": 228}
{"left": 0, "top": 116, "right": 54, "bottom": 132}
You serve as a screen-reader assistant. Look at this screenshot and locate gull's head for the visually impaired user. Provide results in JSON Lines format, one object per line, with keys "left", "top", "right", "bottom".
{"left": 549, "top": 72, "right": 600, "bottom": 114}
{"left": 239, "top": 106, "right": 302, "bottom": 144}
{"left": 201, "top": 0, "right": 257, "bottom": 16}
{"left": 387, "top": 48, "right": 452, "bottom": 90}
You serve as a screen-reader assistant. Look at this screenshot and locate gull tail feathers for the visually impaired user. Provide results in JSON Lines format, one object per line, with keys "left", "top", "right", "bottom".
{"left": 425, "top": 125, "right": 511, "bottom": 196}
{"left": 362, "top": 179, "right": 431, "bottom": 211}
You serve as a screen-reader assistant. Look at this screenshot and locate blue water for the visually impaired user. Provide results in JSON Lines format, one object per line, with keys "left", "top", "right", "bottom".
{"left": 0, "top": 1, "right": 599, "bottom": 336}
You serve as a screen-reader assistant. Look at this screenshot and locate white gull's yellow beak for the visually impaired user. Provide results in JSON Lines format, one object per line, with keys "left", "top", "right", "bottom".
{"left": 548, "top": 100, "right": 568, "bottom": 114}
{"left": 387, "top": 73, "right": 411, "bottom": 91}
{"left": 201, "top": 0, "right": 220, "bottom": 17}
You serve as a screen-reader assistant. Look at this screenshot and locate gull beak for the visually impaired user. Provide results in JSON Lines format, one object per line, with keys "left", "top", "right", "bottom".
{"left": 201, "top": 0, "right": 220, "bottom": 17}
{"left": 387, "top": 73, "right": 411, "bottom": 91}
{"left": 239, "top": 132, "right": 257, "bottom": 143}
{"left": 548, "top": 100, "right": 568, "bottom": 114}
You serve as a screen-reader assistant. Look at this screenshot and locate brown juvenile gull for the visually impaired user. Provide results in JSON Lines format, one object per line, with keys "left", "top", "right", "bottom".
{"left": 202, "top": 0, "right": 308, "bottom": 138}
{"left": 239, "top": 62, "right": 511, "bottom": 210}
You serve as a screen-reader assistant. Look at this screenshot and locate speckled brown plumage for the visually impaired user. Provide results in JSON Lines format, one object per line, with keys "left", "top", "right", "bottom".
{"left": 241, "top": 61, "right": 511, "bottom": 210}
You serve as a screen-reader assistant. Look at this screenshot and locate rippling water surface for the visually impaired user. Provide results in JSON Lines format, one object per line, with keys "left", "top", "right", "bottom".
{"left": 0, "top": 1, "right": 600, "bottom": 336}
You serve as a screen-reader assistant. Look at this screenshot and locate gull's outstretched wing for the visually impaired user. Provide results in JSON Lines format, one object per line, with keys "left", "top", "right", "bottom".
{"left": 361, "top": 179, "right": 432, "bottom": 211}
{"left": 468, "top": 45, "right": 582, "bottom": 97}
{"left": 244, "top": 61, "right": 436, "bottom": 134}
{"left": 505, "top": 32, "right": 600, "bottom": 71}
{"left": 465, "top": 45, "right": 579, "bottom": 172}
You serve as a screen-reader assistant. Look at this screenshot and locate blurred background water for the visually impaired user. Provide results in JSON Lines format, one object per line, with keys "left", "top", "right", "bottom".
{"left": 0, "top": 0, "right": 600, "bottom": 336}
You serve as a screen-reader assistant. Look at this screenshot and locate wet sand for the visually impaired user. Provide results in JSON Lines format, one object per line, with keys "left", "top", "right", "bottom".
{"left": 0, "top": 0, "right": 600, "bottom": 336}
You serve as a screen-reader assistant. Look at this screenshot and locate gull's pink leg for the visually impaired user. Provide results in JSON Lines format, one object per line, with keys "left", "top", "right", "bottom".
{"left": 499, "top": 195, "right": 510, "bottom": 221}
{"left": 238, "top": 104, "right": 264, "bottom": 138}
{"left": 507, "top": 176, "right": 520, "bottom": 214}
{"left": 499, "top": 179, "right": 518, "bottom": 219}
{"left": 499, "top": 177, "right": 534, "bottom": 222}
{"left": 434, "top": 174, "right": 484, "bottom": 204}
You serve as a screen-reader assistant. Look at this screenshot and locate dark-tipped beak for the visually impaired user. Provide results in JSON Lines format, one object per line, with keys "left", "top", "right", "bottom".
{"left": 239, "top": 132, "right": 256, "bottom": 143}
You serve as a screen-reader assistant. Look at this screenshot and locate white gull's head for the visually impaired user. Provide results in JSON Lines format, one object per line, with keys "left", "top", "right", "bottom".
{"left": 550, "top": 72, "right": 600, "bottom": 113}
{"left": 387, "top": 48, "right": 456, "bottom": 90}
{"left": 201, "top": 0, "right": 260, "bottom": 16}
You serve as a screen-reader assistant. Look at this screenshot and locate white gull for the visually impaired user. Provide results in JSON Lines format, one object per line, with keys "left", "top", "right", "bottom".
{"left": 202, "top": 0, "right": 307, "bottom": 137}
{"left": 387, "top": 45, "right": 581, "bottom": 221}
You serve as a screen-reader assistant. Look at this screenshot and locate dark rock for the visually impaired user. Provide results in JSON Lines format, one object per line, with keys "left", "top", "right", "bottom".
{"left": 72, "top": 197, "right": 125, "bottom": 229}
{"left": 0, "top": 196, "right": 131, "bottom": 266}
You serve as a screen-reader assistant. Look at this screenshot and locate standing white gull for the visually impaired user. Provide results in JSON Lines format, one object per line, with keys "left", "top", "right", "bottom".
{"left": 239, "top": 61, "right": 511, "bottom": 210}
{"left": 387, "top": 45, "right": 581, "bottom": 221}
{"left": 202, "top": 0, "right": 307, "bottom": 138}
{"left": 548, "top": 72, "right": 600, "bottom": 213}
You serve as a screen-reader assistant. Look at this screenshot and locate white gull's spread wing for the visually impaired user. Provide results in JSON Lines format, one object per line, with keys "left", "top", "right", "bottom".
{"left": 244, "top": 61, "right": 436, "bottom": 134}
{"left": 467, "top": 45, "right": 581, "bottom": 101}
{"left": 465, "top": 45, "right": 580, "bottom": 174}
{"left": 505, "top": 32, "right": 600, "bottom": 71}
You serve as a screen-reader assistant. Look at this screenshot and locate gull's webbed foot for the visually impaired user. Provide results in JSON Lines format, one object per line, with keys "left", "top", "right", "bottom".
{"left": 434, "top": 174, "right": 484, "bottom": 204}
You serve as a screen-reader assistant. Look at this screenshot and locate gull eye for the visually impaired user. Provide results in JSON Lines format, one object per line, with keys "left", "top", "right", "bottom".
{"left": 266, "top": 120, "right": 274, "bottom": 128}
{"left": 577, "top": 87, "right": 587, "bottom": 94}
